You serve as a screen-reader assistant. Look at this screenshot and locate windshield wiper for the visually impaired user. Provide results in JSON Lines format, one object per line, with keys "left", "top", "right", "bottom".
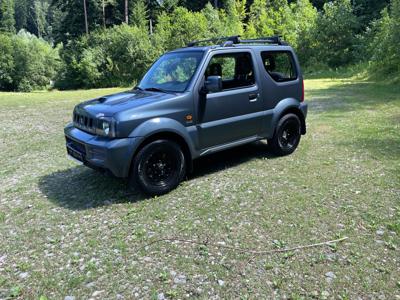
{"left": 133, "top": 86, "right": 143, "bottom": 91}
{"left": 143, "top": 87, "right": 169, "bottom": 93}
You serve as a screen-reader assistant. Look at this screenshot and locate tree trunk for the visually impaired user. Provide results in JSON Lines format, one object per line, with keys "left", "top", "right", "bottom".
{"left": 102, "top": 0, "right": 105, "bottom": 28}
{"left": 149, "top": 18, "right": 152, "bottom": 34}
{"left": 83, "top": 0, "right": 89, "bottom": 34}
{"left": 214, "top": 0, "right": 218, "bottom": 8}
{"left": 124, "top": 0, "right": 128, "bottom": 24}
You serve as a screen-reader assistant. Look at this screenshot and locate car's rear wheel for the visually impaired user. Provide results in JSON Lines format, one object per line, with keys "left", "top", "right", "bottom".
{"left": 130, "top": 139, "right": 186, "bottom": 196}
{"left": 268, "top": 113, "right": 301, "bottom": 156}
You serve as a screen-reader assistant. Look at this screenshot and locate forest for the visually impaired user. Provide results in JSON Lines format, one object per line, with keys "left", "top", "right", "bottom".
{"left": 0, "top": 0, "right": 399, "bottom": 91}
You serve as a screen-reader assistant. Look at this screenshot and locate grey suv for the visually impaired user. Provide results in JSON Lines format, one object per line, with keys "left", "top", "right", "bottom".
{"left": 64, "top": 36, "right": 308, "bottom": 195}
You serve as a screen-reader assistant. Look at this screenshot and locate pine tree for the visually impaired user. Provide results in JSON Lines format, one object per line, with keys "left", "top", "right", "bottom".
{"left": 14, "top": 0, "right": 29, "bottom": 31}
{"left": 0, "top": 0, "right": 16, "bottom": 33}
{"left": 32, "top": 0, "right": 50, "bottom": 38}
{"left": 130, "top": 0, "right": 148, "bottom": 28}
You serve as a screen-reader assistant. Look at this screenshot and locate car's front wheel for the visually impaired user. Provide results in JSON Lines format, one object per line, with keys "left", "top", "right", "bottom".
{"left": 268, "top": 113, "right": 301, "bottom": 156}
{"left": 130, "top": 139, "right": 186, "bottom": 196}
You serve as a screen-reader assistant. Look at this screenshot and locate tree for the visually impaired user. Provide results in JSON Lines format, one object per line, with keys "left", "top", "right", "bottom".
{"left": 291, "top": 0, "right": 318, "bottom": 65}
{"left": 14, "top": 0, "right": 28, "bottom": 31}
{"left": 314, "top": 0, "right": 360, "bottom": 67}
{"left": 154, "top": 7, "right": 208, "bottom": 50}
{"left": 353, "top": 0, "right": 390, "bottom": 27}
{"left": 50, "top": 0, "right": 102, "bottom": 42}
{"left": 99, "top": 0, "right": 116, "bottom": 28}
{"left": 56, "top": 24, "right": 158, "bottom": 89}
{"left": 224, "top": 0, "right": 246, "bottom": 35}
{"left": 0, "top": 34, "right": 14, "bottom": 90}
{"left": 202, "top": 2, "right": 226, "bottom": 37}
{"left": 179, "top": 0, "right": 209, "bottom": 11}
{"left": 0, "top": 30, "right": 60, "bottom": 91}
{"left": 0, "top": 0, "right": 16, "bottom": 33}
{"left": 130, "top": 0, "right": 148, "bottom": 28}
{"left": 245, "top": 0, "right": 295, "bottom": 43}
{"left": 32, "top": 0, "right": 50, "bottom": 38}
{"left": 368, "top": 0, "right": 400, "bottom": 79}
{"left": 124, "top": 0, "right": 128, "bottom": 23}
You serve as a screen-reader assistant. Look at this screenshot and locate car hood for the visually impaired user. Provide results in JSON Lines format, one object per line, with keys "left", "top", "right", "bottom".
{"left": 75, "top": 90, "right": 180, "bottom": 117}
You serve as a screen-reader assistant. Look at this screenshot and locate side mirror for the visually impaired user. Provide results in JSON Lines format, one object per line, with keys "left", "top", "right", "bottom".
{"left": 204, "top": 76, "right": 222, "bottom": 93}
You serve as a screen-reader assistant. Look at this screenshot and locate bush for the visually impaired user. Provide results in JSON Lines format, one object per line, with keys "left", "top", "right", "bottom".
{"left": 0, "top": 34, "right": 14, "bottom": 90}
{"left": 291, "top": 0, "right": 318, "bottom": 67}
{"left": 154, "top": 7, "right": 208, "bottom": 50}
{"left": 312, "top": 0, "right": 360, "bottom": 68}
{"left": 56, "top": 24, "right": 160, "bottom": 89}
{"left": 0, "top": 30, "right": 60, "bottom": 91}
{"left": 368, "top": 0, "right": 400, "bottom": 81}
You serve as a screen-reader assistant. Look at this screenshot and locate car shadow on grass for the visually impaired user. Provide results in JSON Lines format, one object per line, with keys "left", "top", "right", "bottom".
{"left": 190, "top": 140, "right": 277, "bottom": 179}
{"left": 39, "top": 141, "right": 277, "bottom": 210}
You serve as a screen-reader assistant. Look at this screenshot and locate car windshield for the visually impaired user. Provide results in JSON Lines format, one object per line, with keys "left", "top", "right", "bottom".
{"left": 137, "top": 51, "right": 204, "bottom": 93}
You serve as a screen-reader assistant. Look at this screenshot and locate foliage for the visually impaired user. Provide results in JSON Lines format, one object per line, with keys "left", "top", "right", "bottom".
{"left": 353, "top": 0, "right": 390, "bottom": 27}
{"left": 153, "top": 7, "right": 208, "bottom": 50}
{"left": 0, "top": 30, "right": 60, "bottom": 91}
{"left": 312, "top": 0, "right": 360, "bottom": 68}
{"left": 201, "top": 1, "right": 245, "bottom": 38}
{"left": 368, "top": 0, "right": 400, "bottom": 81}
{"left": 0, "top": 0, "right": 399, "bottom": 90}
{"left": 291, "top": 0, "right": 318, "bottom": 66}
{"left": 32, "top": 0, "right": 50, "bottom": 38}
{"left": 0, "top": 0, "right": 15, "bottom": 33}
{"left": 130, "top": 0, "right": 148, "bottom": 29}
{"left": 245, "top": 0, "right": 296, "bottom": 45}
{"left": 0, "top": 33, "right": 14, "bottom": 90}
{"left": 56, "top": 24, "right": 159, "bottom": 89}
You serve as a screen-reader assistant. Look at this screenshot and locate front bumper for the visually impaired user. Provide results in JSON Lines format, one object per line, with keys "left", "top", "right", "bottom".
{"left": 64, "top": 123, "right": 143, "bottom": 178}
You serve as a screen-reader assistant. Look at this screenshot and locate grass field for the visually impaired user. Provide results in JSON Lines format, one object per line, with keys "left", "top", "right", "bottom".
{"left": 0, "top": 78, "right": 399, "bottom": 299}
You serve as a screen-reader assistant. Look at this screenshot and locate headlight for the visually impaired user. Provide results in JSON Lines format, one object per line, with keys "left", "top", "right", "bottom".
{"left": 96, "top": 117, "right": 116, "bottom": 138}
{"left": 102, "top": 120, "right": 110, "bottom": 135}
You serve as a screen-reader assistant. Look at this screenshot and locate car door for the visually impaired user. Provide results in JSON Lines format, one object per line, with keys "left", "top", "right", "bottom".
{"left": 196, "top": 50, "right": 264, "bottom": 149}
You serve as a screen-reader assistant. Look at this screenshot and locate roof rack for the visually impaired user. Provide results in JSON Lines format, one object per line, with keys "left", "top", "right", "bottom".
{"left": 187, "top": 36, "right": 240, "bottom": 47}
{"left": 187, "top": 35, "right": 287, "bottom": 47}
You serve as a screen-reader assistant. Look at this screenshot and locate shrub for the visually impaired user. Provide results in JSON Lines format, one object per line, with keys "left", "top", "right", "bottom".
{"left": 0, "top": 30, "right": 60, "bottom": 91}
{"left": 291, "top": 0, "right": 318, "bottom": 67}
{"left": 154, "top": 7, "right": 208, "bottom": 50}
{"left": 368, "top": 0, "right": 400, "bottom": 80}
{"left": 313, "top": 0, "right": 360, "bottom": 68}
{"left": 56, "top": 24, "right": 159, "bottom": 89}
{"left": 0, "top": 34, "right": 14, "bottom": 90}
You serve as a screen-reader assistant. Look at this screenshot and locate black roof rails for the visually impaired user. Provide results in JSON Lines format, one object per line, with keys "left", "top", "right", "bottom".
{"left": 187, "top": 35, "right": 240, "bottom": 47}
{"left": 187, "top": 35, "right": 287, "bottom": 47}
{"left": 240, "top": 36, "right": 288, "bottom": 46}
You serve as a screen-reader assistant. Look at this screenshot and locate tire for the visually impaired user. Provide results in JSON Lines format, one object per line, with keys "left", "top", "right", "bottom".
{"left": 268, "top": 113, "right": 301, "bottom": 156}
{"left": 130, "top": 139, "right": 186, "bottom": 196}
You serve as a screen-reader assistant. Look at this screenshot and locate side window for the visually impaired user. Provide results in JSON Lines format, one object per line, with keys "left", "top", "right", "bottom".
{"left": 261, "top": 51, "right": 297, "bottom": 82}
{"left": 205, "top": 52, "right": 255, "bottom": 90}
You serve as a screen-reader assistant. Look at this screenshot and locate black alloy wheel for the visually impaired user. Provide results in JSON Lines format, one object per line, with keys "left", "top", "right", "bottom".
{"left": 131, "top": 140, "right": 186, "bottom": 195}
{"left": 268, "top": 113, "right": 301, "bottom": 156}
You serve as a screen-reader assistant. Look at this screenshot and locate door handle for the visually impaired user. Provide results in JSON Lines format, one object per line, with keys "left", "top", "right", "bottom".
{"left": 249, "top": 93, "right": 258, "bottom": 102}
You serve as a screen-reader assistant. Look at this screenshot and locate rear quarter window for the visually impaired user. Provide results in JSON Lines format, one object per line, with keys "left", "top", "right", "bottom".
{"left": 261, "top": 51, "right": 297, "bottom": 82}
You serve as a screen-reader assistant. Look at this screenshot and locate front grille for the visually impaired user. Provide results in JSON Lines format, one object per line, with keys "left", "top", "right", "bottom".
{"left": 66, "top": 136, "right": 86, "bottom": 155}
{"left": 73, "top": 111, "right": 97, "bottom": 134}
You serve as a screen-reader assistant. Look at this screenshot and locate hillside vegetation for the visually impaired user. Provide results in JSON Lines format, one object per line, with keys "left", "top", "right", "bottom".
{"left": 0, "top": 0, "right": 399, "bottom": 91}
